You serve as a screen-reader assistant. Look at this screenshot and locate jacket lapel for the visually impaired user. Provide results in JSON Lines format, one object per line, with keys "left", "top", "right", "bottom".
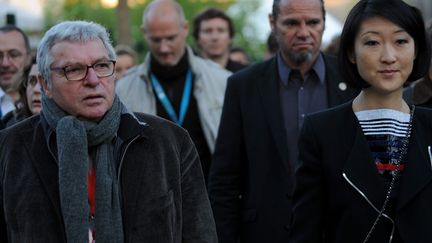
{"left": 28, "top": 123, "right": 64, "bottom": 225}
{"left": 397, "top": 117, "right": 432, "bottom": 210}
{"left": 324, "top": 55, "right": 354, "bottom": 107}
{"left": 117, "top": 113, "right": 149, "bottom": 234}
{"left": 342, "top": 114, "right": 387, "bottom": 209}
{"left": 257, "top": 58, "right": 290, "bottom": 171}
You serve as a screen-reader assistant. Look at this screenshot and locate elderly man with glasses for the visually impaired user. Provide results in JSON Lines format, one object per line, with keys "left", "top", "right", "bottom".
{"left": 0, "top": 20, "right": 217, "bottom": 243}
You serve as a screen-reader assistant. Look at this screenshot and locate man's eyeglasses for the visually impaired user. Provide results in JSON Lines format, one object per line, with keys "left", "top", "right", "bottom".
{"left": 50, "top": 60, "right": 116, "bottom": 81}
{"left": 0, "top": 50, "right": 24, "bottom": 63}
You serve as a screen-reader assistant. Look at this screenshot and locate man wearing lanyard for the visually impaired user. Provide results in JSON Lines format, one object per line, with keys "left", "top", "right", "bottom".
{"left": 116, "top": 0, "right": 231, "bottom": 183}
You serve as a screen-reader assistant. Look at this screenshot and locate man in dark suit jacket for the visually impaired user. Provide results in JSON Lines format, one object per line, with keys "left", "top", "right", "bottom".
{"left": 207, "top": 0, "right": 359, "bottom": 242}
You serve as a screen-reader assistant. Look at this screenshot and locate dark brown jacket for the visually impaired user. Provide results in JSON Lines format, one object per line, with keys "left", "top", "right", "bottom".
{"left": 0, "top": 111, "right": 216, "bottom": 243}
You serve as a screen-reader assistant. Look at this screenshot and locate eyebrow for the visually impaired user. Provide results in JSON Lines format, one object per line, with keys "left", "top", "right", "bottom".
{"left": 51, "top": 57, "right": 111, "bottom": 68}
{"left": 360, "top": 29, "right": 407, "bottom": 37}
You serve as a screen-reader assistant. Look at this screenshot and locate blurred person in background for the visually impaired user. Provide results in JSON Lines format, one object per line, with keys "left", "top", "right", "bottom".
{"left": 193, "top": 7, "right": 247, "bottom": 72}
{"left": 323, "top": 34, "right": 341, "bottom": 57}
{"left": 264, "top": 31, "right": 279, "bottom": 60}
{"left": 0, "top": 25, "right": 31, "bottom": 118}
{"left": 403, "top": 18, "right": 432, "bottom": 108}
{"left": 114, "top": 44, "right": 136, "bottom": 80}
{"left": 2, "top": 56, "right": 41, "bottom": 127}
{"left": 229, "top": 46, "right": 251, "bottom": 65}
{"left": 116, "top": 0, "right": 231, "bottom": 184}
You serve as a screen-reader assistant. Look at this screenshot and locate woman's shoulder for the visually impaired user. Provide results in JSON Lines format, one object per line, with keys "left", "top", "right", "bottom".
{"left": 307, "top": 101, "right": 353, "bottom": 121}
{"left": 303, "top": 101, "right": 356, "bottom": 135}
{"left": 413, "top": 106, "right": 432, "bottom": 121}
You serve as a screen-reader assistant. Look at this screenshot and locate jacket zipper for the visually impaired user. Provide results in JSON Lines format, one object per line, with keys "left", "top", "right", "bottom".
{"left": 342, "top": 172, "right": 395, "bottom": 243}
{"left": 118, "top": 134, "right": 141, "bottom": 182}
{"left": 428, "top": 146, "right": 432, "bottom": 171}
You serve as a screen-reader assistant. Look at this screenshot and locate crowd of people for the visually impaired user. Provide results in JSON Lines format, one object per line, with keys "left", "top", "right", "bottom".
{"left": 1, "top": 0, "right": 432, "bottom": 242}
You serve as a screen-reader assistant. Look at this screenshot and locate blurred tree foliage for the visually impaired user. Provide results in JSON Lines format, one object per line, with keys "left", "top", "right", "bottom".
{"left": 227, "top": 0, "right": 266, "bottom": 61}
{"left": 43, "top": 0, "right": 265, "bottom": 61}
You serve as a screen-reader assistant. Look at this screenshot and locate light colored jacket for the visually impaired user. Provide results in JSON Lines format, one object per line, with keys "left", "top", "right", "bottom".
{"left": 115, "top": 47, "right": 231, "bottom": 152}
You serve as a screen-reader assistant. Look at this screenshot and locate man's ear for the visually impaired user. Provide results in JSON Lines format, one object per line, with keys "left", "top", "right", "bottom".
{"left": 183, "top": 20, "right": 189, "bottom": 34}
{"left": 269, "top": 13, "right": 275, "bottom": 32}
{"left": 25, "top": 54, "right": 32, "bottom": 67}
{"left": 38, "top": 74, "right": 51, "bottom": 98}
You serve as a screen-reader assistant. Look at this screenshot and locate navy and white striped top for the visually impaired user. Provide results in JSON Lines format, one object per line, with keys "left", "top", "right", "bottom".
{"left": 355, "top": 109, "right": 411, "bottom": 205}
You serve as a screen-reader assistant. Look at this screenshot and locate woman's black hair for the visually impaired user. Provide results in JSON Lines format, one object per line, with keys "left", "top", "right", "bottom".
{"left": 338, "top": 0, "right": 431, "bottom": 89}
{"left": 14, "top": 55, "right": 37, "bottom": 118}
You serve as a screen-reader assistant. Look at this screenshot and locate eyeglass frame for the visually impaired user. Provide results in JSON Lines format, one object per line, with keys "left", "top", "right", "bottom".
{"left": 0, "top": 50, "right": 26, "bottom": 63}
{"left": 50, "top": 60, "right": 116, "bottom": 81}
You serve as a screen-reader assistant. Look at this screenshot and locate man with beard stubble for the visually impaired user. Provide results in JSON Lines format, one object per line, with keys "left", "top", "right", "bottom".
{"left": 208, "top": 0, "right": 359, "bottom": 242}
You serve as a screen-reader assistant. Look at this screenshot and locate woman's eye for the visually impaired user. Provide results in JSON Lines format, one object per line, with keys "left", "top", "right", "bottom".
{"left": 364, "top": 40, "right": 379, "bottom": 46}
{"left": 396, "top": 39, "right": 409, "bottom": 45}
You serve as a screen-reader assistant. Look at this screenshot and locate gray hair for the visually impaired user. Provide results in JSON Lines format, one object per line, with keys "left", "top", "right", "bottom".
{"left": 37, "top": 20, "right": 116, "bottom": 86}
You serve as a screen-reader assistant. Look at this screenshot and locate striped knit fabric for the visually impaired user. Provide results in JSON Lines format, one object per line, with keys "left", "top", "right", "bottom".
{"left": 355, "top": 109, "right": 410, "bottom": 205}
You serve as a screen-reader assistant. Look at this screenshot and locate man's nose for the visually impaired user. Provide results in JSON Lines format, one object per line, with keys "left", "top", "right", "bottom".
{"left": 83, "top": 68, "right": 100, "bottom": 86}
{"left": 159, "top": 39, "right": 171, "bottom": 52}
{"left": 296, "top": 23, "right": 310, "bottom": 38}
{"left": 0, "top": 55, "right": 13, "bottom": 66}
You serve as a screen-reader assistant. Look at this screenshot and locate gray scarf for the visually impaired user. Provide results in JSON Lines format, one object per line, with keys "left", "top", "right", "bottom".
{"left": 42, "top": 94, "right": 124, "bottom": 243}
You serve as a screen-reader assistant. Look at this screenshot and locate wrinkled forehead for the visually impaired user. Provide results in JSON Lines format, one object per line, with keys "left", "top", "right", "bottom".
{"left": 276, "top": 0, "right": 324, "bottom": 20}
{"left": 200, "top": 18, "right": 229, "bottom": 29}
{"left": 50, "top": 39, "right": 110, "bottom": 66}
{"left": 0, "top": 30, "right": 28, "bottom": 52}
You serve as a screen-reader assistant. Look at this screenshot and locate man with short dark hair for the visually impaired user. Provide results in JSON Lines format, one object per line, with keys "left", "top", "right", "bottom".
{"left": 193, "top": 7, "right": 246, "bottom": 72}
{"left": 0, "top": 25, "right": 31, "bottom": 117}
{"left": 208, "top": 0, "right": 359, "bottom": 242}
{"left": 116, "top": 0, "right": 231, "bottom": 183}
{"left": 0, "top": 20, "right": 217, "bottom": 243}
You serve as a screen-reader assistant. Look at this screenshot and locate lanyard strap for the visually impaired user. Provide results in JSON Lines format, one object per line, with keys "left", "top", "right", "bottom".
{"left": 150, "top": 70, "right": 193, "bottom": 126}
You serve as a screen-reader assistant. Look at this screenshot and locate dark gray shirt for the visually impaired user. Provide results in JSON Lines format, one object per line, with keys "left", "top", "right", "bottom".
{"left": 278, "top": 52, "right": 328, "bottom": 168}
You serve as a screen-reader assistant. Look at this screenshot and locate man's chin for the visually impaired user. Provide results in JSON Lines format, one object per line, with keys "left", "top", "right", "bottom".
{"left": 288, "top": 51, "right": 314, "bottom": 65}
{"left": 0, "top": 77, "right": 14, "bottom": 89}
{"left": 154, "top": 55, "right": 180, "bottom": 67}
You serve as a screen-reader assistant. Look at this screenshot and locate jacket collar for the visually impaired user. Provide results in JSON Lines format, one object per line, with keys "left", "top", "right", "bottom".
{"left": 117, "top": 110, "right": 148, "bottom": 142}
{"left": 342, "top": 107, "right": 388, "bottom": 209}
{"left": 397, "top": 113, "right": 432, "bottom": 209}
